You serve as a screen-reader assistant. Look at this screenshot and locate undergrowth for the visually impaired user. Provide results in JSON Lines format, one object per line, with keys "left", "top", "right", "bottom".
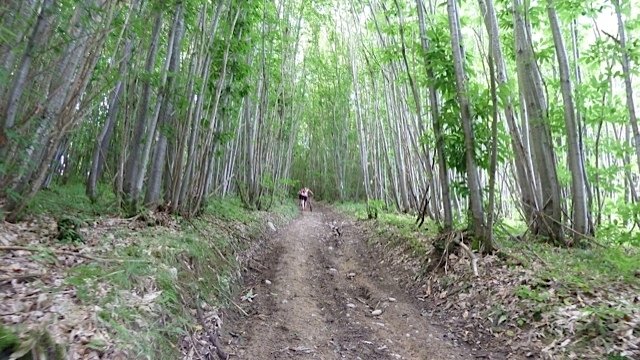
{"left": 27, "top": 182, "right": 122, "bottom": 219}
{"left": 7, "top": 182, "right": 298, "bottom": 359}
{"left": 337, "top": 202, "right": 640, "bottom": 288}
{"left": 337, "top": 201, "right": 640, "bottom": 358}
{"left": 66, "top": 198, "right": 297, "bottom": 358}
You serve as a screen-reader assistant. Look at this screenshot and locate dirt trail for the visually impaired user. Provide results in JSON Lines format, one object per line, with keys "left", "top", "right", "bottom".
{"left": 227, "top": 207, "right": 504, "bottom": 359}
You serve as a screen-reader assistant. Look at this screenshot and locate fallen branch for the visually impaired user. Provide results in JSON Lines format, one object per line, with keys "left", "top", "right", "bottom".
{"left": 195, "top": 301, "right": 229, "bottom": 360}
{"left": 451, "top": 234, "right": 479, "bottom": 277}
{"left": 229, "top": 298, "right": 249, "bottom": 317}
{"left": 429, "top": 231, "right": 479, "bottom": 277}
{"left": 0, "top": 273, "right": 44, "bottom": 284}
{"left": 0, "top": 246, "right": 148, "bottom": 263}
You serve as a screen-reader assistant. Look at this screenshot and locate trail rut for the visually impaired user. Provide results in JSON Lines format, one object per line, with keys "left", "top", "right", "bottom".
{"left": 226, "top": 207, "right": 506, "bottom": 359}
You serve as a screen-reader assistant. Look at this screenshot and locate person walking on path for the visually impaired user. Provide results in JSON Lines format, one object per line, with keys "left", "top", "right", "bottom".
{"left": 298, "top": 187, "right": 314, "bottom": 211}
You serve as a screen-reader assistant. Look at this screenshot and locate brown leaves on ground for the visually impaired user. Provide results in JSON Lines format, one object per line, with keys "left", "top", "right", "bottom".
{"left": 358, "top": 221, "right": 640, "bottom": 359}
{"left": 0, "top": 215, "right": 174, "bottom": 359}
{"left": 1, "top": 207, "right": 291, "bottom": 359}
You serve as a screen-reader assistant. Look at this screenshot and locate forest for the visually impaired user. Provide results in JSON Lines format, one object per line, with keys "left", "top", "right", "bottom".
{"left": 0, "top": 0, "right": 639, "bottom": 359}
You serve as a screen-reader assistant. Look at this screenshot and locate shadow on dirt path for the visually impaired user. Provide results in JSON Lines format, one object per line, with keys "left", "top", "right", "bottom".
{"left": 225, "top": 206, "right": 509, "bottom": 359}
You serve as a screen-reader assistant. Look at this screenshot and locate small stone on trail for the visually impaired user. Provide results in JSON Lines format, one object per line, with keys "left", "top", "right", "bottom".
{"left": 267, "top": 221, "right": 276, "bottom": 232}
{"left": 347, "top": 272, "right": 356, "bottom": 279}
{"left": 371, "top": 309, "right": 383, "bottom": 316}
{"left": 265, "top": 279, "right": 272, "bottom": 285}
{"left": 346, "top": 303, "right": 356, "bottom": 309}
{"left": 282, "top": 299, "right": 288, "bottom": 304}
{"left": 328, "top": 268, "right": 338, "bottom": 274}
{"left": 388, "top": 297, "right": 396, "bottom": 302}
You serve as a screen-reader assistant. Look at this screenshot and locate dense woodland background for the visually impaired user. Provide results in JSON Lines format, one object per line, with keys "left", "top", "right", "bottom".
{"left": 1, "top": 0, "right": 640, "bottom": 249}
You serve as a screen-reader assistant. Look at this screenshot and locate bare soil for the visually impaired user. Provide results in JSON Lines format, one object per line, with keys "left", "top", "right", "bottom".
{"left": 225, "top": 206, "right": 510, "bottom": 359}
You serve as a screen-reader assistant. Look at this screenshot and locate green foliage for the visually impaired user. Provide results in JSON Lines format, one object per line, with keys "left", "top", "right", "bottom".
{"left": 366, "top": 199, "right": 384, "bottom": 219}
{"left": 56, "top": 216, "right": 85, "bottom": 243}
{"left": 515, "top": 285, "right": 551, "bottom": 302}
{"left": 60, "top": 196, "right": 297, "bottom": 358}
{"left": 27, "top": 183, "right": 121, "bottom": 218}
{"left": 206, "top": 196, "right": 256, "bottom": 223}
{"left": 0, "top": 328, "right": 65, "bottom": 360}
{"left": 0, "top": 324, "right": 19, "bottom": 353}
{"left": 500, "top": 237, "right": 640, "bottom": 288}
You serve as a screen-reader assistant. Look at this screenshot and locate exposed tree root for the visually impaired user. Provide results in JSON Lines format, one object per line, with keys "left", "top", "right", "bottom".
{"left": 429, "top": 231, "right": 478, "bottom": 277}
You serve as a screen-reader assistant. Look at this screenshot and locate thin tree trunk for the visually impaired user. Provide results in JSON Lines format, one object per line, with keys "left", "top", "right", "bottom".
{"left": 547, "top": 1, "right": 591, "bottom": 240}
{"left": 145, "top": 4, "right": 185, "bottom": 207}
{"left": 86, "top": 41, "right": 133, "bottom": 201}
{"left": 513, "top": 0, "right": 564, "bottom": 243}
{"left": 447, "top": 0, "right": 487, "bottom": 243}
{"left": 416, "top": 0, "right": 453, "bottom": 230}
{"left": 122, "top": 11, "right": 163, "bottom": 204}
{"left": 477, "top": 0, "right": 537, "bottom": 221}
{"left": 612, "top": 0, "right": 640, "bottom": 178}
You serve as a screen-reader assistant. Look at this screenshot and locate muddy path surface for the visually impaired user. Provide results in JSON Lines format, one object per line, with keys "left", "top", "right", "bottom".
{"left": 225, "top": 206, "right": 508, "bottom": 359}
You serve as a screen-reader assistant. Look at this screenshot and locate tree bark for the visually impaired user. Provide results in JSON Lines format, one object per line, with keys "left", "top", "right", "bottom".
{"left": 547, "top": 1, "right": 592, "bottom": 240}
{"left": 145, "top": 4, "right": 185, "bottom": 207}
{"left": 416, "top": 0, "right": 453, "bottom": 230}
{"left": 447, "top": 0, "right": 487, "bottom": 242}
{"left": 513, "top": 0, "right": 564, "bottom": 243}
{"left": 122, "top": 11, "right": 163, "bottom": 205}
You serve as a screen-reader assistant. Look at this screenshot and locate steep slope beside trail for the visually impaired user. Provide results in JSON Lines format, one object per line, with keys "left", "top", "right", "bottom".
{"left": 226, "top": 206, "right": 511, "bottom": 359}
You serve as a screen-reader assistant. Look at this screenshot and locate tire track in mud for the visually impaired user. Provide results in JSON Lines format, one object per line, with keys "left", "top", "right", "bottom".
{"left": 225, "top": 208, "right": 501, "bottom": 359}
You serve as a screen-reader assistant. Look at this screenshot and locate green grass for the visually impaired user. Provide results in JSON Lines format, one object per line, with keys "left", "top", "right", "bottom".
{"left": 336, "top": 202, "right": 438, "bottom": 257}
{"left": 64, "top": 225, "right": 241, "bottom": 358}
{"left": 205, "top": 196, "right": 257, "bottom": 223}
{"left": 500, "top": 237, "right": 640, "bottom": 288}
{"left": 27, "top": 182, "right": 122, "bottom": 219}
{"left": 0, "top": 324, "right": 19, "bottom": 353}
{"left": 59, "top": 195, "right": 297, "bottom": 358}
{"left": 11, "top": 183, "right": 300, "bottom": 359}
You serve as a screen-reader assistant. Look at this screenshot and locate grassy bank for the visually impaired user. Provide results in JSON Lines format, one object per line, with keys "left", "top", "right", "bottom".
{"left": 336, "top": 202, "right": 640, "bottom": 359}
{"left": 0, "top": 184, "right": 298, "bottom": 359}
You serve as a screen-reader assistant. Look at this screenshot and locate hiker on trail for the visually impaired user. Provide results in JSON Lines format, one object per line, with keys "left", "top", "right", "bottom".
{"left": 298, "top": 187, "right": 313, "bottom": 211}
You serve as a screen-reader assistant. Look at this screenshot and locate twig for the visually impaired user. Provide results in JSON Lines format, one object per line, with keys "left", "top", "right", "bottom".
{"left": 602, "top": 30, "right": 620, "bottom": 45}
{"left": 538, "top": 213, "right": 607, "bottom": 249}
{"left": 229, "top": 298, "right": 249, "bottom": 317}
{"left": 184, "top": 218, "right": 235, "bottom": 267}
{"left": 497, "top": 223, "right": 549, "bottom": 266}
{"left": 189, "top": 332, "right": 207, "bottom": 360}
{"left": 451, "top": 234, "right": 479, "bottom": 277}
{"left": 195, "top": 300, "right": 229, "bottom": 360}
{"left": 0, "top": 246, "right": 148, "bottom": 263}
{"left": 0, "top": 273, "right": 43, "bottom": 284}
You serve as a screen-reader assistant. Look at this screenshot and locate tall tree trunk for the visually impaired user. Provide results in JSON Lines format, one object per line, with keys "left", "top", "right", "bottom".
{"left": 547, "top": 1, "right": 592, "bottom": 241}
{"left": 447, "top": 0, "right": 487, "bottom": 244}
{"left": 86, "top": 40, "right": 133, "bottom": 201}
{"left": 487, "top": 51, "right": 499, "bottom": 251}
{"left": 122, "top": 11, "right": 163, "bottom": 204}
{"left": 392, "top": 0, "right": 438, "bottom": 219}
{"left": 1, "top": 0, "right": 54, "bottom": 147}
{"left": 145, "top": 4, "right": 185, "bottom": 207}
{"left": 513, "top": 0, "right": 564, "bottom": 243}
{"left": 612, "top": 0, "right": 640, "bottom": 178}
{"left": 477, "top": 0, "right": 537, "bottom": 221}
{"left": 416, "top": 0, "right": 453, "bottom": 230}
